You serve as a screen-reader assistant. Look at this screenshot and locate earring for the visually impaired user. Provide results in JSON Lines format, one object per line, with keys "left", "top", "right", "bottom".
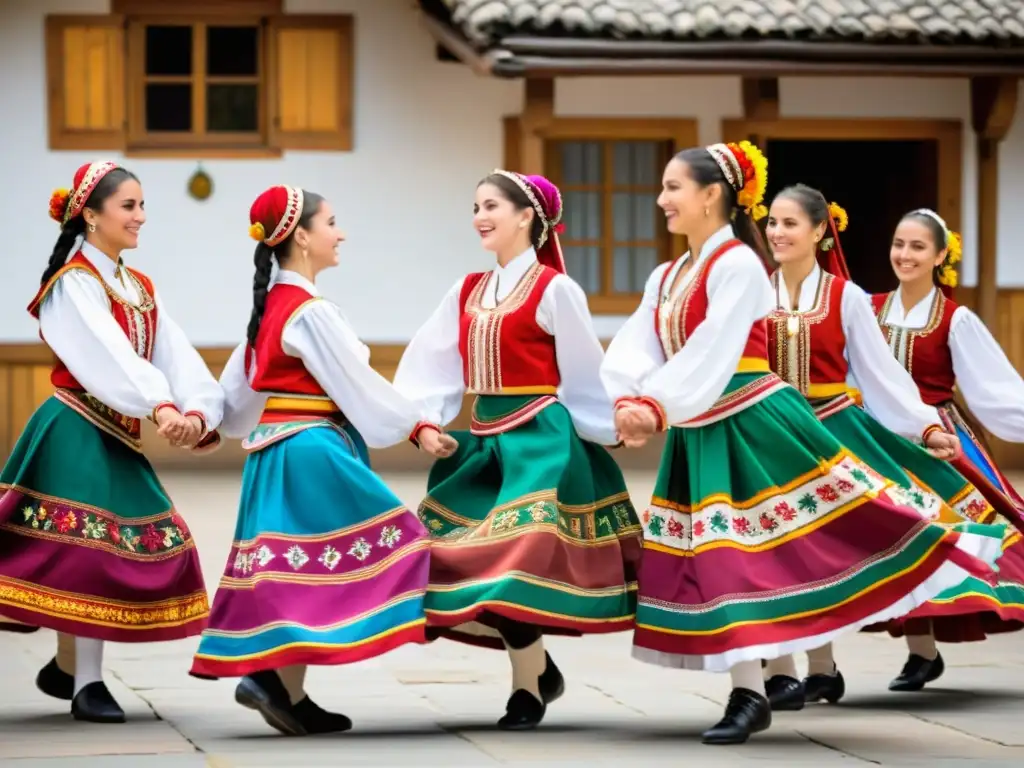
{"left": 88, "top": 223, "right": 96, "bottom": 233}
{"left": 704, "top": 207, "right": 709, "bottom": 218}
{"left": 519, "top": 221, "right": 527, "bottom": 228}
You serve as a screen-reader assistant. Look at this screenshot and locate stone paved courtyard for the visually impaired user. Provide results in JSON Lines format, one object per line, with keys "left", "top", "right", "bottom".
{"left": 2, "top": 470, "right": 1023, "bottom": 766}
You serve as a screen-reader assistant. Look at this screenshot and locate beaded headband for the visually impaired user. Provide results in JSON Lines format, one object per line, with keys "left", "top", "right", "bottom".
{"left": 706, "top": 144, "right": 744, "bottom": 192}
{"left": 909, "top": 208, "right": 950, "bottom": 245}
{"left": 491, "top": 169, "right": 561, "bottom": 248}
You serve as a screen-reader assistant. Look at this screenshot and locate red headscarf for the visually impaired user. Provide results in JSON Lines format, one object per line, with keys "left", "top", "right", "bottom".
{"left": 491, "top": 169, "right": 566, "bottom": 273}
{"left": 248, "top": 185, "right": 305, "bottom": 247}
{"left": 48, "top": 161, "right": 121, "bottom": 225}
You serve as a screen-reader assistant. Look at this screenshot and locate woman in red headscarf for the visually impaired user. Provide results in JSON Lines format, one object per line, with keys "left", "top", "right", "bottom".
{"left": 393, "top": 170, "right": 642, "bottom": 730}
{"left": 758, "top": 186, "right": 1010, "bottom": 709}
{"left": 0, "top": 161, "right": 223, "bottom": 723}
{"left": 189, "top": 186, "right": 452, "bottom": 736}
{"left": 865, "top": 209, "right": 1024, "bottom": 693}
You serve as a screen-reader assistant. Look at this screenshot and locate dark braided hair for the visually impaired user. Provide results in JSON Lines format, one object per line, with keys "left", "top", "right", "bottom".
{"left": 41, "top": 168, "right": 139, "bottom": 286}
{"left": 478, "top": 173, "right": 546, "bottom": 249}
{"left": 245, "top": 190, "right": 324, "bottom": 347}
{"left": 673, "top": 147, "right": 772, "bottom": 268}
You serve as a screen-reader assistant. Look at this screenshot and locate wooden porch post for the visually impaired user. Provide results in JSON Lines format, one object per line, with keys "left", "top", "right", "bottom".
{"left": 741, "top": 77, "right": 779, "bottom": 122}
{"left": 970, "top": 77, "right": 1018, "bottom": 331}
{"left": 518, "top": 78, "right": 554, "bottom": 175}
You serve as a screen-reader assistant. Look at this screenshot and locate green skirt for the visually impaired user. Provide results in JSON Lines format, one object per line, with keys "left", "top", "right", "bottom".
{"left": 420, "top": 395, "right": 642, "bottom": 647}
{"left": 633, "top": 373, "right": 1003, "bottom": 671}
{"left": 0, "top": 396, "right": 208, "bottom": 641}
{"left": 817, "top": 399, "right": 1024, "bottom": 640}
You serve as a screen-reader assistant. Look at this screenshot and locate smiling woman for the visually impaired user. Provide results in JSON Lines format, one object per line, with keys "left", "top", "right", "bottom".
{"left": 0, "top": 160, "right": 224, "bottom": 724}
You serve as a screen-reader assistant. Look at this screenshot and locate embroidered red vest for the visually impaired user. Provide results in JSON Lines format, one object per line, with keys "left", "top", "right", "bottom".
{"left": 28, "top": 252, "right": 158, "bottom": 390}
{"left": 458, "top": 261, "right": 561, "bottom": 394}
{"left": 655, "top": 239, "right": 770, "bottom": 369}
{"left": 872, "top": 291, "right": 957, "bottom": 406}
{"left": 247, "top": 283, "right": 343, "bottom": 423}
{"left": 767, "top": 271, "right": 850, "bottom": 399}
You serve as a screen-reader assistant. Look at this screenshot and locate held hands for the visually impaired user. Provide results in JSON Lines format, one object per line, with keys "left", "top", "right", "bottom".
{"left": 155, "top": 407, "right": 203, "bottom": 449}
{"left": 924, "top": 428, "right": 961, "bottom": 461}
{"left": 615, "top": 403, "right": 658, "bottom": 448}
{"left": 417, "top": 426, "right": 459, "bottom": 459}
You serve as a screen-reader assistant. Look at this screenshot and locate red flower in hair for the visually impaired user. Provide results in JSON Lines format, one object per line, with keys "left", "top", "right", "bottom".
{"left": 49, "top": 188, "right": 70, "bottom": 223}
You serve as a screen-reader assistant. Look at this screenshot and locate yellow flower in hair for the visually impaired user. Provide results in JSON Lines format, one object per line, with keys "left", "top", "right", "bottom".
{"left": 828, "top": 202, "right": 848, "bottom": 232}
{"left": 945, "top": 230, "right": 962, "bottom": 264}
{"left": 750, "top": 203, "right": 768, "bottom": 221}
{"left": 733, "top": 140, "right": 768, "bottom": 217}
{"left": 248, "top": 222, "right": 266, "bottom": 242}
{"left": 937, "top": 263, "right": 958, "bottom": 288}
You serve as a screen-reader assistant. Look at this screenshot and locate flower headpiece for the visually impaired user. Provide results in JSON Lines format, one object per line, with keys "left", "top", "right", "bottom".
{"left": 706, "top": 141, "right": 768, "bottom": 220}
{"left": 249, "top": 185, "right": 305, "bottom": 247}
{"left": 910, "top": 208, "right": 961, "bottom": 289}
{"left": 49, "top": 160, "right": 121, "bottom": 226}
{"left": 491, "top": 169, "right": 566, "bottom": 273}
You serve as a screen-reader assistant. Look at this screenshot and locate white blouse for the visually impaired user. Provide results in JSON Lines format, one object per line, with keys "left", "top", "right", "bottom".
{"left": 773, "top": 263, "right": 938, "bottom": 440}
{"left": 392, "top": 247, "right": 618, "bottom": 446}
{"left": 38, "top": 242, "right": 223, "bottom": 428}
{"left": 601, "top": 224, "right": 775, "bottom": 426}
{"left": 218, "top": 270, "right": 425, "bottom": 449}
{"left": 880, "top": 287, "right": 1024, "bottom": 443}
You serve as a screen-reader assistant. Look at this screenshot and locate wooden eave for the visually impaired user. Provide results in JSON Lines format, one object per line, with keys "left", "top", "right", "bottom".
{"left": 421, "top": 14, "right": 1024, "bottom": 78}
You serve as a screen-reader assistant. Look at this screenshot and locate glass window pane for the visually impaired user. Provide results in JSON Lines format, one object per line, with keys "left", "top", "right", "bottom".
{"left": 632, "top": 142, "right": 658, "bottom": 185}
{"left": 612, "top": 193, "right": 633, "bottom": 241}
{"left": 145, "top": 84, "right": 191, "bottom": 131}
{"left": 207, "top": 84, "right": 258, "bottom": 132}
{"left": 563, "top": 246, "right": 601, "bottom": 295}
{"left": 145, "top": 26, "right": 192, "bottom": 76}
{"left": 207, "top": 26, "right": 259, "bottom": 76}
{"left": 613, "top": 246, "right": 659, "bottom": 293}
{"left": 562, "top": 191, "right": 602, "bottom": 241}
{"left": 613, "top": 142, "right": 632, "bottom": 185}
{"left": 561, "top": 141, "right": 603, "bottom": 185}
{"left": 632, "top": 193, "right": 658, "bottom": 241}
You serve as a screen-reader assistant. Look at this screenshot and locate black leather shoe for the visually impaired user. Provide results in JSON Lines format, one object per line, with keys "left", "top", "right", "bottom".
{"left": 765, "top": 674, "right": 805, "bottom": 711}
{"left": 291, "top": 696, "right": 352, "bottom": 734}
{"left": 804, "top": 667, "right": 846, "bottom": 704}
{"left": 36, "top": 657, "right": 75, "bottom": 701}
{"left": 538, "top": 652, "right": 565, "bottom": 704}
{"left": 0, "top": 621, "right": 39, "bottom": 634}
{"left": 701, "top": 687, "right": 772, "bottom": 745}
{"left": 889, "top": 652, "right": 944, "bottom": 692}
{"left": 497, "top": 689, "right": 546, "bottom": 730}
{"left": 235, "top": 671, "right": 305, "bottom": 736}
{"left": 71, "top": 681, "right": 125, "bottom": 723}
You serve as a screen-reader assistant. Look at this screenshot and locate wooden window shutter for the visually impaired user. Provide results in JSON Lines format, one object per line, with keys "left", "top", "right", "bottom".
{"left": 45, "top": 15, "right": 127, "bottom": 151}
{"left": 267, "top": 15, "right": 353, "bottom": 151}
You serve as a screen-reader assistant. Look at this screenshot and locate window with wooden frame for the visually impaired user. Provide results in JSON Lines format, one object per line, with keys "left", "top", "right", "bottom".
{"left": 505, "top": 118, "right": 697, "bottom": 314}
{"left": 45, "top": 1, "right": 354, "bottom": 157}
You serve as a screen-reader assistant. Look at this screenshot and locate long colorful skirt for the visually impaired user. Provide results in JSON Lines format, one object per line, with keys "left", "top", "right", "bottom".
{"left": 876, "top": 401, "right": 1024, "bottom": 642}
{"left": 0, "top": 396, "right": 208, "bottom": 641}
{"left": 419, "top": 395, "right": 642, "bottom": 648}
{"left": 633, "top": 373, "right": 999, "bottom": 672}
{"left": 190, "top": 422, "right": 430, "bottom": 678}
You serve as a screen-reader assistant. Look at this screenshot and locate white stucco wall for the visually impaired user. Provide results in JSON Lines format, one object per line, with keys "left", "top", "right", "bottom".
{"left": 1, "top": 0, "right": 1020, "bottom": 345}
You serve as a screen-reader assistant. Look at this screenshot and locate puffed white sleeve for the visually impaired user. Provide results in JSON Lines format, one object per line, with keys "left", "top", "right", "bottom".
{"left": 37, "top": 269, "right": 176, "bottom": 419}
{"left": 636, "top": 249, "right": 774, "bottom": 427}
{"left": 841, "top": 282, "right": 939, "bottom": 440}
{"left": 392, "top": 279, "right": 467, "bottom": 429}
{"left": 949, "top": 306, "right": 1024, "bottom": 442}
{"left": 600, "top": 262, "right": 670, "bottom": 400}
{"left": 217, "top": 341, "right": 268, "bottom": 439}
{"left": 149, "top": 292, "right": 224, "bottom": 431}
{"left": 281, "top": 299, "right": 424, "bottom": 449}
{"left": 537, "top": 274, "right": 618, "bottom": 445}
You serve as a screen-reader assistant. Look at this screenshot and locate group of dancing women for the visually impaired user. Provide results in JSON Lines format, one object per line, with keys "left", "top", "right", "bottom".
{"left": 1, "top": 144, "right": 1023, "bottom": 745}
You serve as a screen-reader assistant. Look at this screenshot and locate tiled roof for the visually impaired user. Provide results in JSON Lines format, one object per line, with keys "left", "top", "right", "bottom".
{"left": 435, "top": 0, "right": 1024, "bottom": 46}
